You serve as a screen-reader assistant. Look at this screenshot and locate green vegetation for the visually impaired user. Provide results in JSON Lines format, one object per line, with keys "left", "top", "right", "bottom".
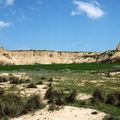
{"left": 75, "top": 100, "right": 120, "bottom": 117}
{"left": 0, "top": 90, "right": 43, "bottom": 118}
{"left": 7, "top": 85, "right": 19, "bottom": 92}
{"left": 27, "top": 83, "right": 37, "bottom": 88}
{"left": 35, "top": 80, "right": 43, "bottom": 85}
{"left": 0, "top": 63, "right": 120, "bottom": 119}
{"left": 45, "top": 85, "right": 77, "bottom": 109}
{"left": 9, "top": 76, "right": 30, "bottom": 84}
{"left": 0, "top": 63, "right": 120, "bottom": 71}
{"left": 0, "top": 76, "right": 9, "bottom": 82}
{"left": 45, "top": 70, "right": 120, "bottom": 118}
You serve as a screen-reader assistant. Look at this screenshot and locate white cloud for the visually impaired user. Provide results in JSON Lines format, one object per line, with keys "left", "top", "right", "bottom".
{"left": 71, "top": 0, "right": 105, "bottom": 19}
{"left": 0, "top": 0, "right": 15, "bottom": 7}
{"left": 5, "top": 0, "right": 15, "bottom": 6}
{"left": 0, "top": 21, "right": 11, "bottom": 28}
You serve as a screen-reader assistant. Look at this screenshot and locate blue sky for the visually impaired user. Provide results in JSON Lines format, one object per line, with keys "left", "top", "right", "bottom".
{"left": 0, "top": 0, "right": 120, "bottom": 52}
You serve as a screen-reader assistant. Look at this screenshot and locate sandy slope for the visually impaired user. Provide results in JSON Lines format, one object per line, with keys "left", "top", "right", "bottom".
{"left": 12, "top": 106, "right": 106, "bottom": 120}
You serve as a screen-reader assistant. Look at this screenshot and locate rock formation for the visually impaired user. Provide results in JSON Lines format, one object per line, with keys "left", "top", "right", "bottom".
{"left": 116, "top": 42, "right": 120, "bottom": 51}
{"left": 0, "top": 44, "right": 120, "bottom": 65}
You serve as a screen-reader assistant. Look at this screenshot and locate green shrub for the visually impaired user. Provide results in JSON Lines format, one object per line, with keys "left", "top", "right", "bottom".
{"left": 92, "top": 89, "right": 120, "bottom": 108}
{"left": 45, "top": 87, "right": 59, "bottom": 99}
{"left": 65, "top": 90, "right": 77, "bottom": 103}
{"left": 105, "top": 71, "right": 111, "bottom": 77}
{"left": 25, "top": 94, "right": 44, "bottom": 111}
{"left": 27, "top": 83, "right": 37, "bottom": 88}
{"left": 7, "top": 85, "right": 18, "bottom": 92}
{"left": 41, "top": 77, "right": 46, "bottom": 80}
{"left": 0, "top": 88, "right": 4, "bottom": 96}
{"left": 9, "top": 76, "right": 21, "bottom": 84}
{"left": 103, "top": 115, "right": 120, "bottom": 120}
{"left": 0, "top": 76, "right": 9, "bottom": 82}
{"left": 0, "top": 93, "right": 26, "bottom": 117}
{"left": 36, "top": 81, "right": 43, "bottom": 85}
{"left": 1, "top": 116, "right": 9, "bottom": 120}
{"left": 45, "top": 87, "right": 65, "bottom": 105}
{"left": 92, "top": 89, "right": 105, "bottom": 102}
{"left": 48, "top": 78, "right": 53, "bottom": 82}
{"left": 10, "top": 76, "right": 30, "bottom": 84}
{"left": 105, "top": 91, "right": 120, "bottom": 107}
{"left": 48, "top": 104, "right": 60, "bottom": 112}
{"left": 0, "top": 92, "right": 44, "bottom": 118}
{"left": 48, "top": 82, "right": 52, "bottom": 87}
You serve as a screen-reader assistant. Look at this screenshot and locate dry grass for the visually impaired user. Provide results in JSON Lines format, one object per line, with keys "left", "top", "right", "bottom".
{"left": 0, "top": 89, "right": 44, "bottom": 118}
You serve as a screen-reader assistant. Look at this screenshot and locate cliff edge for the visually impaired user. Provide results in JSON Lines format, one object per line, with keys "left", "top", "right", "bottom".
{"left": 0, "top": 44, "right": 120, "bottom": 65}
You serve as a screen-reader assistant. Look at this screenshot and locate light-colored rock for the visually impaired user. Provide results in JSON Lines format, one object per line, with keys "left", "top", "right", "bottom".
{"left": 0, "top": 48, "right": 101, "bottom": 65}
{"left": 116, "top": 43, "right": 120, "bottom": 51}
{"left": 1, "top": 44, "right": 120, "bottom": 65}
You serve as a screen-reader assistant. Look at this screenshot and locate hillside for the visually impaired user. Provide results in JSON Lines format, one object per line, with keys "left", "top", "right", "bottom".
{"left": 0, "top": 44, "right": 120, "bottom": 65}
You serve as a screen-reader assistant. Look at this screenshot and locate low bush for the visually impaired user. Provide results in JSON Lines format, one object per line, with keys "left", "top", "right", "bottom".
{"left": 48, "top": 104, "right": 60, "bottom": 112}
{"left": 48, "top": 82, "right": 52, "bottom": 87}
{"left": 65, "top": 90, "right": 77, "bottom": 103}
{"left": 7, "top": 85, "right": 18, "bottom": 92}
{"left": 103, "top": 115, "right": 120, "bottom": 120}
{"left": 48, "top": 78, "right": 53, "bottom": 82}
{"left": 27, "top": 83, "right": 37, "bottom": 88}
{"left": 105, "top": 71, "right": 111, "bottom": 77}
{"left": 0, "top": 93, "right": 26, "bottom": 117}
{"left": 105, "top": 91, "right": 120, "bottom": 107}
{"left": 36, "top": 81, "right": 43, "bottom": 85}
{"left": 45, "top": 87, "right": 65, "bottom": 105}
{"left": 0, "top": 92, "right": 44, "bottom": 118}
{"left": 45, "top": 87, "right": 79, "bottom": 106}
{"left": 0, "top": 88, "right": 4, "bottom": 96}
{"left": 45, "top": 87, "right": 59, "bottom": 100}
{"left": 0, "top": 76, "right": 9, "bottom": 82}
{"left": 41, "top": 77, "right": 46, "bottom": 80}
{"left": 10, "top": 76, "right": 30, "bottom": 84}
{"left": 25, "top": 94, "right": 44, "bottom": 111}
{"left": 92, "top": 89, "right": 105, "bottom": 103}
{"left": 92, "top": 89, "right": 120, "bottom": 108}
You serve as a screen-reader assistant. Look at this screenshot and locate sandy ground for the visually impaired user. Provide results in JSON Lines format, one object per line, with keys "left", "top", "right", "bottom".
{"left": 11, "top": 106, "right": 105, "bottom": 120}
{"left": 76, "top": 93, "right": 91, "bottom": 100}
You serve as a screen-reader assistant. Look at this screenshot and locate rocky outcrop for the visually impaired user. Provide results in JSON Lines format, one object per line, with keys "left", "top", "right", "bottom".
{"left": 116, "top": 43, "right": 120, "bottom": 51}
{"left": 0, "top": 48, "right": 101, "bottom": 65}
{"left": 1, "top": 43, "right": 120, "bottom": 65}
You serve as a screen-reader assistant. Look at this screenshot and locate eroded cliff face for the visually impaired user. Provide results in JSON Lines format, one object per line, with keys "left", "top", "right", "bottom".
{"left": 0, "top": 46, "right": 120, "bottom": 65}
{"left": 0, "top": 48, "right": 101, "bottom": 65}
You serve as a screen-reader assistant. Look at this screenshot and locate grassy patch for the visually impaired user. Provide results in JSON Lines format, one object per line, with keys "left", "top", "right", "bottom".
{"left": 0, "top": 63, "right": 119, "bottom": 71}
{"left": 7, "top": 85, "right": 19, "bottom": 92}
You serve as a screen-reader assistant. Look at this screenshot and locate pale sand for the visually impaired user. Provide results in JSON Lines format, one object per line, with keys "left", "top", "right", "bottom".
{"left": 11, "top": 106, "right": 106, "bottom": 120}
{"left": 76, "top": 93, "right": 92, "bottom": 100}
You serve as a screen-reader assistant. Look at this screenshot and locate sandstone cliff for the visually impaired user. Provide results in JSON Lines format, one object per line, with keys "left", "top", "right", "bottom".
{"left": 0, "top": 44, "right": 120, "bottom": 65}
